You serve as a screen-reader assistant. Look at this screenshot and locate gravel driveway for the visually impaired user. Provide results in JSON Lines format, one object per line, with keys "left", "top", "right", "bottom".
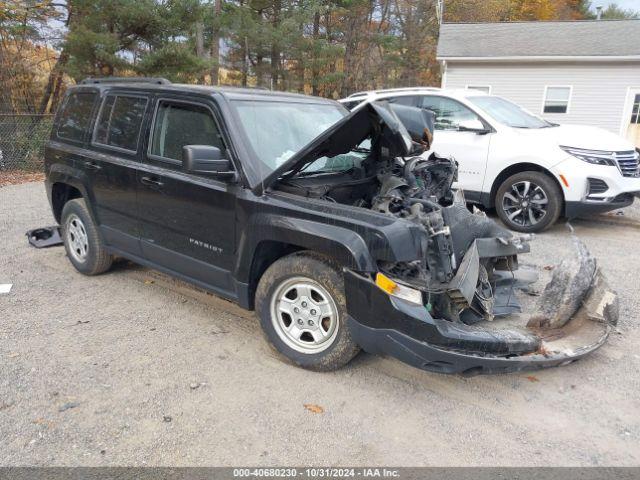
{"left": 1, "top": 182, "right": 639, "bottom": 466}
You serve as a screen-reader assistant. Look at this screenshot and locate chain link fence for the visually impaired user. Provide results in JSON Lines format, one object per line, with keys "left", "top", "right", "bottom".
{"left": 0, "top": 114, "right": 54, "bottom": 171}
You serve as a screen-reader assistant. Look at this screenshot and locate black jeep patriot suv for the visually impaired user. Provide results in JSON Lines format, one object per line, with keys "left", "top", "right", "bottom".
{"left": 45, "top": 77, "right": 617, "bottom": 375}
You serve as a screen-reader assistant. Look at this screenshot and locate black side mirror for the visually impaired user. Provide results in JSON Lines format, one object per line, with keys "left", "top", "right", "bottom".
{"left": 457, "top": 119, "right": 490, "bottom": 135}
{"left": 182, "top": 145, "right": 235, "bottom": 177}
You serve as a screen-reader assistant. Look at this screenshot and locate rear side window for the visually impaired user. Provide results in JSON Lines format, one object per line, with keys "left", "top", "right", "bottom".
{"left": 94, "top": 94, "right": 148, "bottom": 151}
{"left": 149, "top": 101, "right": 224, "bottom": 162}
{"left": 386, "top": 96, "right": 418, "bottom": 107}
{"left": 56, "top": 92, "right": 97, "bottom": 142}
{"left": 419, "top": 96, "right": 481, "bottom": 131}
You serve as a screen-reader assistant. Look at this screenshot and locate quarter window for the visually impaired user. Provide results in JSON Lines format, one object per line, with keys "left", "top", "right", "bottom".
{"left": 150, "top": 101, "right": 224, "bottom": 162}
{"left": 94, "top": 94, "right": 148, "bottom": 151}
{"left": 419, "top": 96, "right": 482, "bottom": 131}
{"left": 387, "top": 96, "right": 419, "bottom": 106}
{"left": 56, "top": 92, "right": 97, "bottom": 142}
{"left": 543, "top": 86, "right": 571, "bottom": 114}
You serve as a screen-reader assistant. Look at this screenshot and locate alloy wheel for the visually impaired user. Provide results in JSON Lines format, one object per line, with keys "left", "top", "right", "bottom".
{"left": 501, "top": 181, "right": 548, "bottom": 228}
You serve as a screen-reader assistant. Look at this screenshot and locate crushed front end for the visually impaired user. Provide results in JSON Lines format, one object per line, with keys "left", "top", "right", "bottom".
{"left": 270, "top": 100, "right": 618, "bottom": 374}
{"left": 345, "top": 105, "right": 619, "bottom": 375}
{"left": 344, "top": 205, "right": 619, "bottom": 374}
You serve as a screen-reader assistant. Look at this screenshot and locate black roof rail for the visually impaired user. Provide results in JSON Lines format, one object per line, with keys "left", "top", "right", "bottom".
{"left": 80, "top": 77, "right": 171, "bottom": 85}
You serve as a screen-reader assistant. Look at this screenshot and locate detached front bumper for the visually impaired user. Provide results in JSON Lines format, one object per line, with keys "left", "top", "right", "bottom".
{"left": 344, "top": 268, "right": 617, "bottom": 375}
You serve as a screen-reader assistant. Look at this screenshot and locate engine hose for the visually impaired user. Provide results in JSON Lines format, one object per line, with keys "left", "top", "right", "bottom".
{"left": 403, "top": 157, "right": 422, "bottom": 189}
{"left": 408, "top": 197, "right": 441, "bottom": 212}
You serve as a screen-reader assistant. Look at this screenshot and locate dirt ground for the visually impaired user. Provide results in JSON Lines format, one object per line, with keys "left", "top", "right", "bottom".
{"left": 0, "top": 171, "right": 44, "bottom": 188}
{"left": 1, "top": 181, "right": 639, "bottom": 466}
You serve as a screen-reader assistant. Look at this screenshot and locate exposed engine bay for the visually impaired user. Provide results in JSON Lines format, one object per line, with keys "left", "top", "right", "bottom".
{"left": 275, "top": 103, "right": 532, "bottom": 325}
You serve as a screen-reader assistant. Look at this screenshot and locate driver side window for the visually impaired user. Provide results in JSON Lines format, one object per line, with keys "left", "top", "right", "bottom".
{"left": 149, "top": 100, "right": 225, "bottom": 163}
{"left": 419, "top": 96, "right": 480, "bottom": 131}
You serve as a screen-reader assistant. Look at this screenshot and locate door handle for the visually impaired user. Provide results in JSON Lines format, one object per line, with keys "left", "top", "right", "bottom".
{"left": 140, "top": 176, "right": 164, "bottom": 187}
{"left": 84, "top": 161, "right": 102, "bottom": 171}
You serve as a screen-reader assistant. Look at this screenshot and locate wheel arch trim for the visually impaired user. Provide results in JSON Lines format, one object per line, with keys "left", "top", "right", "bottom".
{"left": 47, "top": 166, "right": 96, "bottom": 224}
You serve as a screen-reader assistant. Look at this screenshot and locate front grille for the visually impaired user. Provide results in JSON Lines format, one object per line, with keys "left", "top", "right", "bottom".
{"left": 587, "top": 178, "right": 608, "bottom": 194}
{"left": 615, "top": 151, "right": 640, "bottom": 177}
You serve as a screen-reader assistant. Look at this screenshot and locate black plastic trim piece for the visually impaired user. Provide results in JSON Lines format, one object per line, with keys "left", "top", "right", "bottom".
{"left": 346, "top": 317, "right": 602, "bottom": 375}
{"left": 81, "top": 77, "right": 171, "bottom": 85}
{"left": 565, "top": 197, "right": 634, "bottom": 218}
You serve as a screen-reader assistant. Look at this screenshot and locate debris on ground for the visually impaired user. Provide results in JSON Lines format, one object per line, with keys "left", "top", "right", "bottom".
{"left": 32, "top": 418, "right": 55, "bottom": 429}
{"left": 525, "top": 376, "right": 540, "bottom": 383}
{"left": 26, "top": 226, "right": 63, "bottom": 248}
{"left": 528, "top": 237, "right": 597, "bottom": 329}
{"left": 163, "top": 416, "right": 172, "bottom": 422}
{"left": 303, "top": 404, "right": 324, "bottom": 414}
{"left": 0, "top": 284, "right": 12, "bottom": 294}
{"left": 58, "top": 402, "right": 80, "bottom": 412}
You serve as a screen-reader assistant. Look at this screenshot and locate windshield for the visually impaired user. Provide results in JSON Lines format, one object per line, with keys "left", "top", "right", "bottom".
{"left": 232, "top": 100, "right": 347, "bottom": 173}
{"left": 297, "top": 139, "right": 371, "bottom": 175}
{"left": 468, "top": 96, "right": 552, "bottom": 129}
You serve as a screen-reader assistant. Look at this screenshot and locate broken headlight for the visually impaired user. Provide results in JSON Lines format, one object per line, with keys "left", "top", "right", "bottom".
{"left": 560, "top": 146, "right": 617, "bottom": 166}
{"left": 375, "top": 272, "right": 423, "bottom": 305}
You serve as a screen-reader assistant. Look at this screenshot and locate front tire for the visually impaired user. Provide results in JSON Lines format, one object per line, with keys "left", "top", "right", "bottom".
{"left": 495, "top": 171, "right": 562, "bottom": 233}
{"left": 255, "top": 252, "right": 360, "bottom": 371}
{"left": 61, "top": 198, "right": 113, "bottom": 275}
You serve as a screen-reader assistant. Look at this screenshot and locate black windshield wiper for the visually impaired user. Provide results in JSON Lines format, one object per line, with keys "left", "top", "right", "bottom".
{"left": 296, "top": 168, "right": 352, "bottom": 177}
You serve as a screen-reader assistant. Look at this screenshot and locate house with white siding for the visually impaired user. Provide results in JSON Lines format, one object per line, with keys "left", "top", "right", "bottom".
{"left": 436, "top": 20, "right": 640, "bottom": 147}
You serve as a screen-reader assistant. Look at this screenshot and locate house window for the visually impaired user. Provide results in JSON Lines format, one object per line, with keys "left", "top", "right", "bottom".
{"left": 631, "top": 94, "right": 640, "bottom": 124}
{"left": 466, "top": 85, "right": 491, "bottom": 94}
{"left": 543, "top": 86, "right": 571, "bottom": 114}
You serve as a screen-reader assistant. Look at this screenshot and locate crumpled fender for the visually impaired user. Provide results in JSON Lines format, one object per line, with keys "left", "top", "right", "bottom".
{"left": 235, "top": 213, "right": 376, "bottom": 279}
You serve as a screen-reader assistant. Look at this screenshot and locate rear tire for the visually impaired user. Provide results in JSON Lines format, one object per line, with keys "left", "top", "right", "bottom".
{"left": 495, "top": 171, "right": 562, "bottom": 233}
{"left": 255, "top": 251, "right": 360, "bottom": 371}
{"left": 61, "top": 198, "right": 113, "bottom": 275}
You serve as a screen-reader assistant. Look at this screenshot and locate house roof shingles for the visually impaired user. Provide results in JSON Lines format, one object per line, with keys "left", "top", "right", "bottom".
{"left": 436, "top": 20, "right": 640, "bottom": 59}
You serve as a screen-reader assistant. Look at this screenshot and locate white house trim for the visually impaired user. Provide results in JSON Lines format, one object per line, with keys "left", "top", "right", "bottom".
{"left": 466, "top": 85, "right": 492, "bottom": 94}
{"left": 441, "top": 60, "right": 448, "bottom": 89}
{"left": 436, "top": 55, "right": 640, "bottom": 62}
{"left": 619, "top": 87, "right": 640, "bottom": 137}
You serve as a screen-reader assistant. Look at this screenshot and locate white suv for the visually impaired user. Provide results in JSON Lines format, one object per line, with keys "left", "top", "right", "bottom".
{"left": 340, "top": 88, "right": 640, "bottom": 232}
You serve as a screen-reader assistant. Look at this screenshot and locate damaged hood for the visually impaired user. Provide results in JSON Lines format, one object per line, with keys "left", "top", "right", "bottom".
{"left": 252, "top": 101, "right": 414, "bottom": 195}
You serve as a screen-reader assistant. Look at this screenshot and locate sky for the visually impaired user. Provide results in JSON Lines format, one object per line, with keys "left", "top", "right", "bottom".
{"left": 40, "top": 0, "right": 640, "bottom": 50}
{"left": 591, "top": 0, "right": 640, "bottom": 11}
